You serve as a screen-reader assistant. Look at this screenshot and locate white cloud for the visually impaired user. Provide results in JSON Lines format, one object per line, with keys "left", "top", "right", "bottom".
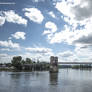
{"left": 55, "top": 0, "right": 92, "bottom": 28}
{"left": 0, "top": 16, "right": 5, "bottom": 26}
{"left": 46, "top": 0, "right": 92, "bottom": 46}
{"left": 55, "top": 0, "right": 91, "bottom": 21}
{"left": 43, "top": 21, "right": 57, "bottom": 40}
{"left": 55, "top": 1, "right": 74, "bottom": 18}
{"left": 48, "top": 11, "right": 56, "bottom": 18}
{"left": 58, "top": 50, "right": 73, "bottom": 58}
{"left": 0, "top": 46, "right": 53, "bottom": 63}
{"left": 45, "top": 21, "right": 57, "bottom": 33}
{"left": 0, "top": 40, "right": 20, "bottom": 49}
{"left": 0, "top": 48, "right": 11, "bottom": 51}
{"left": 72, "top": 19, "right": 92, "bottom": 46}
{"left": 57, "top": 49, "right": 92, "bottom": 62}
{"left": 0, "top": 53, "right": 14, "bottom": 63}
{"left": 4, "top": 10, "right": 27, "bottom": 26}
{"left": 57, "top": 50, "right": 80, "bottom": 62}
{"left": 25, "top": 47, "right": 53, "bottom": 54}
{"left": 0, "top": 53, "right": 8, "bottom": 57}
{"left": 20, "top": 52, "right": 50, "bottom": 62}
{"left": 47, "top": 25, "right": 74, "bottom": 44}
{"left": 74, "top": 45, "right": 92, "bottom": 62}
{"left": 48, "top": 22, "right": 92, "bottom": 46}
{"left": 0, "top": 47, "right": 21, "bottom": 52}
{"left": 23, "top": 8, "right": 44, "bottom": 24}
{"left": 11, "top": 32, "right": 26, "bottom": 40}
{"left": 71, "top": 0, "right": 92, "bottom": 21}
{"left": 23, "top": 46, "right": 54, "bottom": 62}
{"left": 0, "top": 10, "right": 27, "bottom": 26}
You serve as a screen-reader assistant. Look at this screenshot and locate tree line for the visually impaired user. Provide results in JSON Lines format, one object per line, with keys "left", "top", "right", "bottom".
{"left": 11, "top": 56, "right": 50, "bottom": 71}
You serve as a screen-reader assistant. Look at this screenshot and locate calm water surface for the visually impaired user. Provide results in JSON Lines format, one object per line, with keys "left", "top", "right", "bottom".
{"left": 0, "top": 69, "right": 92, "bottom": 92}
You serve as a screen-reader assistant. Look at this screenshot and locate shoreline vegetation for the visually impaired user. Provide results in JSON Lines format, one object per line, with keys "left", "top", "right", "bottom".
{"left": 0, "top": 56, "right": 92, "bottom": 71}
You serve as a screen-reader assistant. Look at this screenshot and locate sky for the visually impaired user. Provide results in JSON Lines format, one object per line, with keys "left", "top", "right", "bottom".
{"left": 0, "top": 0, "right": 92, "bottom": 63}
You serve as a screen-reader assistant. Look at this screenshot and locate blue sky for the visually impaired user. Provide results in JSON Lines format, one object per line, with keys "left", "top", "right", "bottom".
{"left": 0, "top": 0, "right": 92, "bottom": 63}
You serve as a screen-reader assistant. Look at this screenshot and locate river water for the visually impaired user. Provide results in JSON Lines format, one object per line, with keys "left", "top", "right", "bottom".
{"left": 0, "top": 69, "right": 92, "bottom": 92}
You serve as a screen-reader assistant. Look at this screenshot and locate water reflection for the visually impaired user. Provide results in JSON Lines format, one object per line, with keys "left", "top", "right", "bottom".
{"left": 10, "top": 72, "right": 22, "bottom": 79}
{"left": 49, "top": 73, "right": 58, "bottom": 85}
{"left": 0, "top": 69, "right": 92, "bottom": 92}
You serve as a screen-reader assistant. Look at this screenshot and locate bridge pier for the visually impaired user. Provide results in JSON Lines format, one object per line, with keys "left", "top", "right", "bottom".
{"left": 49, "top": 56, "right": 58, "bottom": 73}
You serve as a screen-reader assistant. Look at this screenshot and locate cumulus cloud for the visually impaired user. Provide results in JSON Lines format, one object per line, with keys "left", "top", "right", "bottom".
{"left": 72, "top": 20, "right": 92, "bottom": 46}
{"left": 4, "top": 10, "right": 27, "bottom": 26}
{"left": 55, "top": 0, "right": 92, "bottom": 27}
{"left": 43, "top": 21, "right": 57, "bottom": 40}
{"left": 48, "top": 23, "right": 92, "bottom": 46}
{"left": 45, "top": 0, "right": 92, "bottom": 46}
{"left": 55, "top": 1, "right": 74, "bottom": 18}
{"left": 0, "top": 10, "right": 27, "bottom": 26}
{"left": 11, "top": 32, "right": 26, "bottom": 40}
{"left": 45, "top": 0, "right": 92, "bottom": 63}
{"left": 55, "top": 0, "right": 92, "bottom": 21}
{"left": 71, "top": 0, "right": 92, "bottom": 21}
{"left": 0, "top": 40, "right": 20, "bottom": 49}
{"left": 23, "top": 8, "right": 44, "bottom": 24}
{"left": 44, "top": 21, "right": 57, "bottom": 34}
{"left": 46, "top": 25, "right": 74, "bottom": 44}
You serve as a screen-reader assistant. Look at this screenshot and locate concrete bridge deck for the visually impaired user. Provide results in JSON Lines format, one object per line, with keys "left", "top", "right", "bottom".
{"left": 58, "top": 62, "right": 92, "bottom": 64}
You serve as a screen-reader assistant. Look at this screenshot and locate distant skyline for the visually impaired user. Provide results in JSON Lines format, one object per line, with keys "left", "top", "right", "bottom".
{"left": 0, "top": 0, "right": 92, "bottom": 63}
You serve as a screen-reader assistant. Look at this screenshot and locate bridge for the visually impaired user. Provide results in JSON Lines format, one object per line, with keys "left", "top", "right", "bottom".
{"left": 58, "top": 62, "right": 92, "bottom": 64}
{"left": 49, "top": 56, "right": 92, "bottom": 73}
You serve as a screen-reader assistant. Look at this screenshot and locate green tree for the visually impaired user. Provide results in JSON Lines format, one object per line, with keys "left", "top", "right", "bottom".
{"left": 25, "top": 58, "right": 32, "bottom": 64}
{"left": 11, "top": 56, "right": 22, "bottom": 70}
{"left": 21, "top": 60, "right": 26, "bottom": 64}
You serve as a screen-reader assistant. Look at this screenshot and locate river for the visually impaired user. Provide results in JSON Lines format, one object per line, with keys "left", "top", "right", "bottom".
{"left": 0, "top": 69, "right": 92, "bottom": 92}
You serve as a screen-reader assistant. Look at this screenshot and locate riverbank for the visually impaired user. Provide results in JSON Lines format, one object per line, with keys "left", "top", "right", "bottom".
{"left": 0, "top": 66, "right": 92, "bottom": 72}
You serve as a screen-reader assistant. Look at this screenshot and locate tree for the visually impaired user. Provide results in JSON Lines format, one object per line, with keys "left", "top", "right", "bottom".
{"left": 21, "top": 60, "right": 26, "bottom": 64}
{"left": 11, "top": 56, "right": 22, "bottom": 70}
{"left": 25, "top": 58, "right": 32, "bottom": 64}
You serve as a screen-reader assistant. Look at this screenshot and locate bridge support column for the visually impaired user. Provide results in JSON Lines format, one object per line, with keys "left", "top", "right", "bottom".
{"left": 49, "top": 56, "right": 58, "bottom": 73}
